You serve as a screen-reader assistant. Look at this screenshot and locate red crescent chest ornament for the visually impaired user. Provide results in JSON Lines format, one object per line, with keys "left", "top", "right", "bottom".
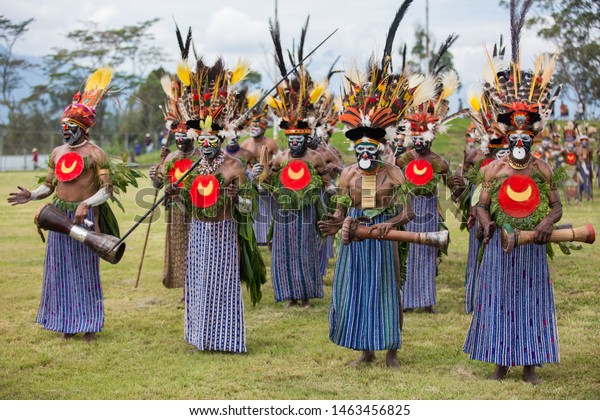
{"left": 405, "top": 159, "right": 434, "bottom": 186}
{"left": 480, "top": 158, "right": 494, "bottom": 168}
{"left": 189, "top": 174, "right": 220, "bottom": 208}
{"left": 167, "top": 158, "right": 193, "bottom": 186}
{"left": 280, "top": 160, "right": 312, "bottom": 191}
{"left": 55, "top": 152, "right": 84, "bottom": 182}
{"left": 497, "top": 175, "right": 541, "bottom": 218}
{"left": 565, "top": 153, "right": 577, "bottom": 166}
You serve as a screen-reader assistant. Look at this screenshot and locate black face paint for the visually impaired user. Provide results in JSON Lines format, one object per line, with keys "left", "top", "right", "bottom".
{"left": 306, "top": 135, "right": 320, "bottom": 150}
{"left": 354, "top": 141, "right": 381, "bottom": 173}
{"left": 62, "top": 122, "right": 83, "bottom": 146}
{"left": 198, "top": 135, "right": 222, "bottom": 159}
{"left": 288, "top": 135, "right": 308, "bottom": 157}
{"left": 175, "top": 133, "right": 194, "bottom": 153}
{"left": 508, "top": 132, "right": 533, "bottom": 160}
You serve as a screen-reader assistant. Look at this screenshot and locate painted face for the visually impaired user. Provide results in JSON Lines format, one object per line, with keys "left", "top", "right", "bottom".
{"left": 174, "top": 132, "right": 194, "bottom": 152}
{"left": 565, "top": 140, "right": 574, "bottom": 152}
{"left": 508, "top": 132, "right": 533, "bottom": 160}
{"left": 306, "top": 134, "right": 320, "bottom": 150}
{"left": 198, "top": 135, "right": 222, "bottom": 159}
{"left": 61, "top": 121, "right": 84, "bottom": 146}
{"left": 354, "top": 139, "right": 380, "bottom": 172}
{"left": 249, "top": 123, "right": 264, "bottom": 138}
{"left": 288, "top": 134, "right": 308, "bottom": 157}
{"left": 226, "top": 136, "right": 240, "bottom": 152}
{"left": 412, "top": 136, "right": 430, "bottom": 154}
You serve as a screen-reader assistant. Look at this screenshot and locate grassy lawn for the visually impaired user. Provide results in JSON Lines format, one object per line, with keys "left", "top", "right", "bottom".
{"left": 1, "top": 120, "right": 599, "bottom": 399}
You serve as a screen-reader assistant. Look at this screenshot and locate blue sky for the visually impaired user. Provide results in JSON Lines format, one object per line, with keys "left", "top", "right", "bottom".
{"left": 4, "top": 0, "right": 559, "bottom": 111}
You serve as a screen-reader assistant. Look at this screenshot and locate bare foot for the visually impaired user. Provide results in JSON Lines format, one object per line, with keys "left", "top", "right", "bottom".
{"left": 301, "top": 299, "right": 311, "bottom": 308}
{"left": 285, "top": 300, "right": 298, "bottom": 308}
{"left": 523, "top": 365, "right": 541, "bottom": 385}
{"left": 349, "top": 351, "right": 375, "bottom": 367}
{"left": 62, "top": 333, "right": 77, "bottom": 340}
{"left": 403, "top": 308, "right": 414, "bottom": 313}
{"left": 178, "top": 294, "right": 185, "bottom": 304}
{"left": 424, "top": 306, "right": 437, "bottom": 314}
{"left": 492, "top": 364, "right": 509, "bottom": 381}
{"left": 83, "top": 333, "right": 96, "bottom": 342}
{"left": 386, "top": 349, "right": 400, "bottom": 369}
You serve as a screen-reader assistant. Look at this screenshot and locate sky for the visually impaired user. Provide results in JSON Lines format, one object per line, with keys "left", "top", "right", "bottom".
{"left": 4, "top": 0, "right": 558, "bottom": 109}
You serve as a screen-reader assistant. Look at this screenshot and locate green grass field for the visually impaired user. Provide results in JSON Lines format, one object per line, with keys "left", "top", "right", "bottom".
{"left": 1, "top": 122, "right": 599, "bottom": 399}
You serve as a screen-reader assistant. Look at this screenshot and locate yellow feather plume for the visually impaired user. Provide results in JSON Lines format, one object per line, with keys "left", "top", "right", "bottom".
{"left": 467, "top": 86, "right": 482, "bottom": 112}
{"left": 85, "top": 67, "right": 113, "bottom": 92}
{"left": 230, "top": 58, "right": 251, "bottom": 85}
{"left": 265, "top": 95, "right": 282, "bottom": 110}
{"left": 309, "top": 81, "right": 327, "bottom": 104}
{"left": 177, "top": 61, "right": 191, "bottom": 86}
{"left": 246, "top": 90, "right": 262, "bottom": 110}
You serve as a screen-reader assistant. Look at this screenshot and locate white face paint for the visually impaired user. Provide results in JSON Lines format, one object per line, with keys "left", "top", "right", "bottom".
{"left": 249, "top": 126, "right": 263, "bottom": 138}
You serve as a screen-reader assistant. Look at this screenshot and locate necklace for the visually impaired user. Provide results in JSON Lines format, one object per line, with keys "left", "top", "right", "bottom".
{"left": 508, "top": 154, "right": 532, "bottom": 170}
{"left": 197, "top": 150, "right": 225, "bottom": 175}
{"left": 67, "top": 139, "right": 88, "bottom": 149}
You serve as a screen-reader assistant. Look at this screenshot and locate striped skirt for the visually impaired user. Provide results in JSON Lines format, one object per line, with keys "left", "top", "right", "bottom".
{"left": 329, "top": 208, "right": 402, "bottom": 350}
{"left": 36, "top": 208, "right": 104, "bottom": 333}
{"left": 464, "top": 218, "right": 481, "bottom": 314}
{"left": 184, "top": 219, "right": 246, "bottom": 353}
{"left": 463, "top": 233, "right": 560, "bottom": 366}
{"left": 271, "top": 204, "right": 323, "bottom": 302}
{"left": 162, "top": 204, "right": 190, "bottom": 288}
{"left": 402, "top": 195, "right": 439, "bottom": 309}
{"left": 254, "top": 190, "right": 276, "bottom": 245}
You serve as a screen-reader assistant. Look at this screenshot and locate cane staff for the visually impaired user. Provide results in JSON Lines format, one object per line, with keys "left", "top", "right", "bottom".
{"left": 134, "top": 133, "right": 170, "bottom": 288}
{"left": 110, "top": 28, "right": 339, "bottom": 252}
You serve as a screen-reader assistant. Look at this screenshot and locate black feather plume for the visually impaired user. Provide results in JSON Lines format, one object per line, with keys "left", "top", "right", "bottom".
{"left": 401, "top": 43, "right": 407, "bottom": 72}
{"left": 510, "top": 0, "right": 533, "bottom": 64}
{"left": 174, "top": 20, "right": 192, "bottom": 60}
{"left": 327, "top": 56, "right": 341, "bottom": 82}
{"left": 381, "top": 0, "right": 414, "bottom": 72}
{"left": 429, "top": 33, "right": 459, "bottom": 75}
{"left": 298, "top": 15, "right": 310, "bottom": 64}
{"left": 269, "top": 17, "right": 287, "bottom": 79}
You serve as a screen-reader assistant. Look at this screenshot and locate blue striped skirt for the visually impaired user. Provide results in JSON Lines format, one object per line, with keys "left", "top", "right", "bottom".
{"left": 271, "top": 204, "right": 323, "bottom": 302}
{"left": 329, "top": 208, "right": 401, "bottom": 350}
{"left": 253, "top": 190, "right": 276, "bottom": 245}
{"left": 36, "top": 208, "right": 104, "bottom": 333}
{"left": 464, "top": 219, "right": 481, "bottom": 314}
{"left": 402, "top": 195, "right": 439, "bottom": 309}
{"left": 463, "top": 233, "right": 560, "bottom": 366}
{"left": 185, "top": 219, "right": 246, "bottom": 353}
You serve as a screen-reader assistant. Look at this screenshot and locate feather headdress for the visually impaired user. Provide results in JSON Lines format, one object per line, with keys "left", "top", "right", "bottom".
{"left": 62, "top": 67, "right": 114, "bottom": 132}
{"left": 338, "top": 0, "right": 425, "bottom": 144}
{"left": 166, "top": 30, "right": 251, "bottom": 139}
{"left": 402, "top": 30, "right": 462, "bottom": 145}
{"left": 265, "top": 14, "right": 326, "bottom": 135}
{"left": 483, "top": 0, "right": 560, "bottom": 137}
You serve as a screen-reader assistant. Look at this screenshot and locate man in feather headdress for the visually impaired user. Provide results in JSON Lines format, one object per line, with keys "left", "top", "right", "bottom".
{"left": 8, "top": 68, "right": 117, "bottom": 342}
{"left": 251, "top": 16, "right": 332, "bottom": 308}
{"left": 395, "top": 64, "right": 460, "bottom": 314}
{"left": 170, "top": 55, "right": 266, "bottom": 353}
{"left": 240, "top": 108, "right": 279, "bottom": 246}
{"left": 463, "top": 1, "right": 564, "bottom": 384}
{"left": 149, "top": 95, "right": 202, "bottom": 293}
{"left": 318, "top": 0, "right": 418, "bottom": 368}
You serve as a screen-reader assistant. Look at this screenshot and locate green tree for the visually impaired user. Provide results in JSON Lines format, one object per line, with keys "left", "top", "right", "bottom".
{"left": 500, "top": 0, "right": 600, "bottom": 117}
{"left": 0, "top": 16, "right": 34, "bottom": 119}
